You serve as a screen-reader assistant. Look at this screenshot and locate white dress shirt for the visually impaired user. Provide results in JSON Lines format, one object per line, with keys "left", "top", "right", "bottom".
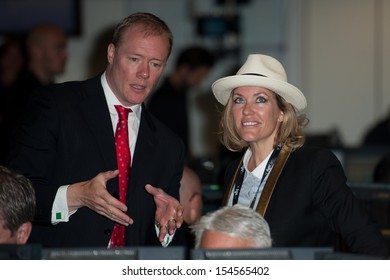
{"left": 228, "top": 148, "right": 273, "bottom": 208}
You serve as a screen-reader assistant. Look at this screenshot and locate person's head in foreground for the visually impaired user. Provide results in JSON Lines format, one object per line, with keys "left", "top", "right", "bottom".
{"left": 191, "top": 204, "right": 272, "bottom": 249}
{"left": 0, "top": 166, "right": 36, "bottom": 244}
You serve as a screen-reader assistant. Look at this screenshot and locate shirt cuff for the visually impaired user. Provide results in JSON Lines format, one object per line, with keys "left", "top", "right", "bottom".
{"left": 154, "top": 224, "right": 176, "bottom": 247}
{"left": 51, "top": 185, "right": 77, "bottom": 224}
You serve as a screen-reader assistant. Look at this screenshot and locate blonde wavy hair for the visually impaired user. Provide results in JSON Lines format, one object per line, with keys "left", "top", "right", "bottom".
{"left": 219, "top": 92, "right": 308, "bottom": 152}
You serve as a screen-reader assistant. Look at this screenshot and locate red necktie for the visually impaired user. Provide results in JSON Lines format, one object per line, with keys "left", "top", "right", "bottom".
{"left": 110, "top": 105, "right": 132, "bottom": 247}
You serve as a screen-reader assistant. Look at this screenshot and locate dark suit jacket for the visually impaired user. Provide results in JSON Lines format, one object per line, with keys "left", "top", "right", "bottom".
{"left": 223, "top": 146, "right": 386, "bottom": 256}
{"left": 6, "top": 75, "right": 185, "bottom": 248}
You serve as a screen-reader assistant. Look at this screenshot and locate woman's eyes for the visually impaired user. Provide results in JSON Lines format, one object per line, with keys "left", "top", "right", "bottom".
{"left": 233, "top": 96, "right": 267, "bottom": 104}
{"left": 233, "top": 97, "right": 245, "bottom": 104}
{"left": 256, "top": 96, "right": 267, "bottom": 103}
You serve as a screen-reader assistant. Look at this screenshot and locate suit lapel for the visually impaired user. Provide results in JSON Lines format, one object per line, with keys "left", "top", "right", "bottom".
{"left": 130, "top": 105, "right": 157, "bottom": 190}
{"left": 79, "top": 77, "right": 117, "bottom": 172}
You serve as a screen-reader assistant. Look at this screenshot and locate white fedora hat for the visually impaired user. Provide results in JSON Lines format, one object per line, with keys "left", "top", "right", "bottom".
{"left": 212, "top": 54, "right": 307, "bottom": 112}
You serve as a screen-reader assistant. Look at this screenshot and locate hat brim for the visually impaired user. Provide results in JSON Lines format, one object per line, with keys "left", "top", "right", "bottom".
{"left": 212, "top": 75, "right": 307, "bottom": 112}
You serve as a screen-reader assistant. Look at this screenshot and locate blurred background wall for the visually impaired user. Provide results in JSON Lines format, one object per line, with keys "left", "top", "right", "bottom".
{"left": 1, "top": 0, "right": 389, "bottom": 157}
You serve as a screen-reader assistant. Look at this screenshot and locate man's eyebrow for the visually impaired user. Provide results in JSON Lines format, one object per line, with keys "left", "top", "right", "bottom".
{"left": 188, "top": 192, "right": 202, "bottom": 202}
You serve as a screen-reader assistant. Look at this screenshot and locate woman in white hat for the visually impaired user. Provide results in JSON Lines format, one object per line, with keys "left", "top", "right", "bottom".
{"left": 212, "top": 54, "right": 386, "bottom": 257}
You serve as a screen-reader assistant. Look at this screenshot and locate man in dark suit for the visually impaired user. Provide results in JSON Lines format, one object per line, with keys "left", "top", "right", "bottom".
{"left": 6, "top": 12, "right": 185, "bottom": 248}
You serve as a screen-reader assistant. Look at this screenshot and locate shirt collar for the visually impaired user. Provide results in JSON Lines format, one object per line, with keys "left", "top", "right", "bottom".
{"left": 243, "top": 147, "right": 273, "bottom": 178}
{"left": 101, "top": 72, "right": 142, "bottom": 120}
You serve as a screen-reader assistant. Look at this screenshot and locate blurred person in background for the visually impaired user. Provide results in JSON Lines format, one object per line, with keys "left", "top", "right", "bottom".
{"left": 5, "top": 23, "right": 68, "bottom": 139}
{"left": 180, "top": 166, "right": 203, "bottom": 226}
{"left": 373, "top": 153, "right": 390, "bottom": 183}
{"left": 0, "top": 36, "right": 26, "bottom": 164}
{"left": 362, "top": 109, "right": 390, "bottom": 147}
{"left": 175, "top": 166, "right": 203, "bottom": 248}
{"left": 147, "top": 45, "right": 215, "bottom": 159}
{"left": 0, "top": 36, "right": 26, "bottom": 93}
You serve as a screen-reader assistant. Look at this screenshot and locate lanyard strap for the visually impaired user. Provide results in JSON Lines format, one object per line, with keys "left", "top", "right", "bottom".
{"left": 255, "top": 144, "right": 291, "bottom": 216}
{"left": 232, "top": 143, "right": 282, "bottom": 208}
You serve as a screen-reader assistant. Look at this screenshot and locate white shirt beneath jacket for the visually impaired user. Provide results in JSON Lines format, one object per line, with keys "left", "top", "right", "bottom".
{"left": 228, "top": 147, "right": 273, "bottom": 209}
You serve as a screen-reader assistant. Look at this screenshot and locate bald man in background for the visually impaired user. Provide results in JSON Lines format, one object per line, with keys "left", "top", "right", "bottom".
{"left": 4, "top": 24, "right": 68, "bottom": 145}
